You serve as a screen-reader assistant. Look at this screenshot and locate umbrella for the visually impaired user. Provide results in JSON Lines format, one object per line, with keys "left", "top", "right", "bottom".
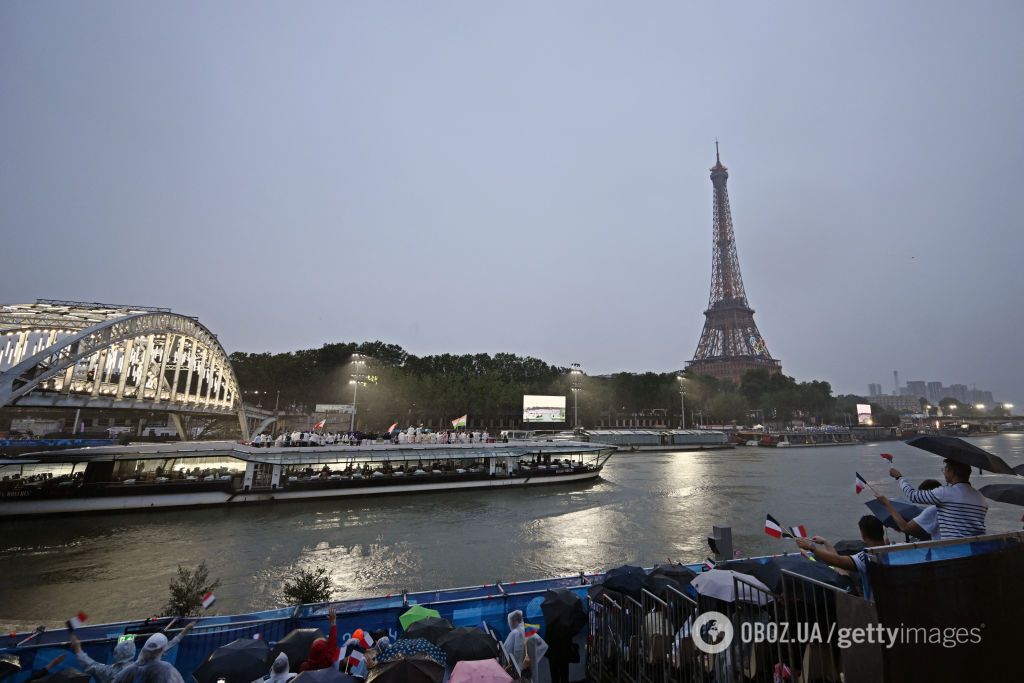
{"left": 192, "top": 638, "right": 270, "bottom": 683}
{"left": 601, "top": 565, "right": 647, "bottom": 599}
{"left": 718, "top": 559, "right": 782, "bottom": 594}
{"left": 773, "top": 556, "right": 852, "bottom": 592}
{"left": 540, "top": 589, "right": 587, "bottom": 635}
{"left": 833, "top": 539, "right": 865, "bottom": 556}
{"left": 587, "top": 583, "right": 623, "bottom": 606}
{"left": 904, "top": 435, "right": 1016, "bottom": 475}
{"left": 376, "top": 638, "right": 447, "bottom": 668}
{"left": 270, "top": 628, "right": 325, "bottom": 671}
{"left": 398, "top": 616, "right": 453, "bottom": 645}
{"left": 980, "top": 483, "right": 1024, "bottom": 506}
{"left": 649, "top": 563, "right": 698, "bottom": 586}
{"left": 292, "top": 668, "right": 357, "bottom": 683}
{"left": 449, "top": 658, "right": 513, "bottom": 683}
{"left": 437, "top": 627, "right": 499, "bottom": 666}
{"left": 690, "top": 569, "right": 774, "bottom": 605}
{"left": 642, "top": 574, "right": 690, "bottom": 601}
{"left": 39, "top": 669, "right": 90, "bottom": 683}
{"left": 400, "top": 605, "right": 442, "bottom": 631}
{"left": 0, "top": 654, "right": 22, "bottom": 679}
{"left": 1014, "top": 464, "right": 1024, "bottom": 476}
{"left": 367, "top": 655, "right": 443, "bottom": 683}
{"left": 864, "top": 498, "right": 929, "bottom": 538}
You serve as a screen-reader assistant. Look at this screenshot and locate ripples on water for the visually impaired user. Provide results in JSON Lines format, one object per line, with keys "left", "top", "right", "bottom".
{"left": 2, "top": 434, "right": 1023, "bottom": 629}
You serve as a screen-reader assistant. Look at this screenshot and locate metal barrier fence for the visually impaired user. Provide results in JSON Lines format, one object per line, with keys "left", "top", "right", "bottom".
{"left": 587, "top": 571, "right": 850, "bottom": 683}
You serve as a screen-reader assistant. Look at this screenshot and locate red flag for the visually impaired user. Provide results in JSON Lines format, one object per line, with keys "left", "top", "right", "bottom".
{"left": 880, "top": 453, "right": 894, "bottom": 462}
{"left": 66, "top": 612, "right": 88, "bottom": 630}
{"left": 312, "top": 419, "right": 326, "bottom": 431}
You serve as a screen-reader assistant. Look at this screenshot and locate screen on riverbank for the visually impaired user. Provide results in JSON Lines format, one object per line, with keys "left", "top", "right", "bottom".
{"left": 857, "top": 403, "right": 872, "bottom": 424}
{"left": 523, "top": 395, "right": 566, "bottom": 423}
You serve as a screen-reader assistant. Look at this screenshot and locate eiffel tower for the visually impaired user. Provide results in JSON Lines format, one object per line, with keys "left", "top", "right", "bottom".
{"left": 686, "top": 144, "right": 781, "bottom": 385}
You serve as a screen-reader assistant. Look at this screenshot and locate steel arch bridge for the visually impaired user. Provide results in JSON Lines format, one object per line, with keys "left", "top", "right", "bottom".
{"left": 0, "top": 300, "right": 247, "bottom": 436}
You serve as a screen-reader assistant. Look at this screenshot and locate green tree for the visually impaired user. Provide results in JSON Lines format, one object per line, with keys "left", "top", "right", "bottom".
{"left": 165, "top": 562, "right": 221, "bottom": 616}
{"left": 282, "top": 566, "right": 333, "bottom": 605}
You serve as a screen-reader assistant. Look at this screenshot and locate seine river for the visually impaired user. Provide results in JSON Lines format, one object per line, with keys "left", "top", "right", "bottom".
{"left": 2, "top": 434, "right": 1022, "bottom": 631}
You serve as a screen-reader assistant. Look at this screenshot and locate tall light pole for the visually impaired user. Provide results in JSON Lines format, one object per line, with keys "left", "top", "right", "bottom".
{"left": 349, "top": 354, "right": 367, "bottom": 431}
{"left": 570, "top": 363, "right": 583, "bottom": 430}
{"left": 677, "top": 374, "right": 686, "bottom": 429}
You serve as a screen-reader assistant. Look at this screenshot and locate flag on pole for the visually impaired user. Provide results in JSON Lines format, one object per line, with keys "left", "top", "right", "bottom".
{"left": 387, "top": 422, "right": 398, "bottom": 433}
{"left": 789, "top": 525, "right": 808, "bottom": 539}
{"left": 313, "top": 419, "right": 326, "bottom": 432}
{"left": 451, "top": 414, "right": 467, "bottom": 428}
{"left": 880, "top": 453, "right": 894, "bottom": 462}
{"left": 855, "top": 472, "right": 868, "bottom": 494}
{"left": 201, "top": 592, "right": 217, "bottom": 609}
{"left": 66, "top": 612, "right": 88, "bottom": 631}
{"left": 764, "top": 514, "right": 785, "bottom": 539}
{"left": 702, "top": 557, "right": 716, "bottom": 571}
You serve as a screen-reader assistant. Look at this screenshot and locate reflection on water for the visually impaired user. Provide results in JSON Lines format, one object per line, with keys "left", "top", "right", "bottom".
{"left": 2, "top": 435, "right": 1023, "bottom": 629}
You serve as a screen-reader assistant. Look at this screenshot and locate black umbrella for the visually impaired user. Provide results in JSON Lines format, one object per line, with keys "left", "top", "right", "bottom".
{"left": 436, "top": 626, "right": 498, "bottom": 666}
{"left": 367, "top": 655, "right": 443, "bottom": 683}
{"left": 904, "top": 435, "right": 1016, "bottom": 475}
{"left": 833, "top": 539, "right": 865, "bottom": 556}
{"left": 601, "top": 564, "right": 647, "bottom": 599}
{"left": 398, "top": 616, "right": 453, "bottom": 645}
{"left": 1014, "top": 464, "right": 1024, "bottom": 476}
{"left": 864, "top": 498, "right": 930, "bottom": 539}
{"left": 39, "top": 669, "right": 90, "bottom": 683}
{"left": 587, "top": 583, "right": 623, "bottom": 605}
{"left": 774, "top": 556, "right": 852, "bottom": 592}
{"left": 649, "top": 564, "right": 698, "bottom": 585}
{"left": 980, "top": 483, "right": 1024, "bottom": 506}
{"left": 540, "top": 589, "right": 587, "bottom": 635}
{"left": 293, "top": 669, "right": 357, "bottom": 683}
{"left": 193, "top": 638, "right": 270, "bottom": 683}
{"left": 719, "top": 559, "right": 783, "bottom": 593}
{"left": 0, "top": 654, "right": 22, "bottom": 679}
{"left": 271, "top": 628, "right": 325, "bottom": 671}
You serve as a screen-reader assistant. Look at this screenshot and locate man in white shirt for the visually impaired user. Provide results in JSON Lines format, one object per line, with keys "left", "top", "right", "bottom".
{"left": 874, "top": 478, "right": 943, "bottom": 541}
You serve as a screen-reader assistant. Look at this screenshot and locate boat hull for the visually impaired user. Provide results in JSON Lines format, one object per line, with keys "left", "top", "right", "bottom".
{"left": 0, "top": 468, "right": 602, "bottom": 517}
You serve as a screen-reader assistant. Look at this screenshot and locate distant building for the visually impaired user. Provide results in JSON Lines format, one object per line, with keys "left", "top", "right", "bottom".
{"left": 948, "top": 384, "right": 969, "bottom": 403}
{"left": 868, "top": 395, "right": 923, "bottom": 413}
{"left": 927, "top": 381, "right": 944, "bottom": 403}
{"left": 868, "top": 383, "right": 883, "bottom": 397}
{"left": 905, "top": 381, "right": 928, "bottom": 399}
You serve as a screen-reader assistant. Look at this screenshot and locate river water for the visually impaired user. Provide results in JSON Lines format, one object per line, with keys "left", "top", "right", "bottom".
{"left": 2, "top": 434, "right": 1023, "bottom": 631}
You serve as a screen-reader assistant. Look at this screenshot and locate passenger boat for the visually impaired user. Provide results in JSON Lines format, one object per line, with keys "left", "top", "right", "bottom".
{"left": 0, "top": 439, "right": 614, "bottom": 517}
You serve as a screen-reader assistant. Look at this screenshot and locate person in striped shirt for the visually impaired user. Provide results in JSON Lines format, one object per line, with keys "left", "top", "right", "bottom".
{"left": 889, "top": 460, "right": 988, "bottom": 539}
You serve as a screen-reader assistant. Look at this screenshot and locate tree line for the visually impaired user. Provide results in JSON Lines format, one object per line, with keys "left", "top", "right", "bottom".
{"left": 229, "top": 342, "right": 880, "bottom": 430}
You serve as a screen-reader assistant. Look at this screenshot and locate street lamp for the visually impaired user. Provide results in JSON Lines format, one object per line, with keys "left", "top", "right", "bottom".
{"left": 349, "top": 354, "right": 368, "bottom": 431}
{"left": 676, "top": 374, "right": 687, "bottom": 429}
{"left": 569, "top": 363, "right": 583, "bottom": 430}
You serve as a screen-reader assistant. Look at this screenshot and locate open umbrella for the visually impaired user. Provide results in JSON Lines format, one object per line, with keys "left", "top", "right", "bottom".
{"left": 690, "top": 569, "right": 774, "bottom": 605}
{"left": 540, "top": 589, "right": 587, "bottom": 635}
{"left": 398, "top": 616, "right": 453, "bottom": 645}
{"left": 601, "top": 565, "right": 647, "bottom": 599}
{"left": 449, "top": 658, "right": 513, "bottom": 683}
{"left": 292, "top": 668, "right": 357, "bottom": 683}
{"left": 864, "top": 498, "right": 929, "bottom": 538}
{"left": 367, "top": 655, "right": 443, "bottom": 683}
{"left": 833, "top": 539, "right": 865, "bottom": 556}
{"left": 0, "top": 654, "right": 22, "bottom": 679}
{"left": 649, "top": 563, "right": 698, "bottom": 585}
{"left": 774, "top": 556, "right": 852, "bottom": 592}
{"left": 400, "top": 605, "right": 442, "bottom": 631}
{"left": 904, "top": 435, "right": 1016, "bottom": 475}
{"left": 587, "top": 583, "right": 623, "bottom": 606}
{"left": 270, "top": 628, "right": 325, "bottom": 671}
{"left": 719, "top": 559, "right": 782, "bottom": 594}
{"left": 437, "top": 627, "right": 499, "bottom": 666}
{"left": 376, "top": 638, "right": 447, "bottom": 668}
{"left": 980, "top": 483, "right": 1024, "bottom": 506}
{"left": 193, "top": 638, "right": 270, "bottom": 683}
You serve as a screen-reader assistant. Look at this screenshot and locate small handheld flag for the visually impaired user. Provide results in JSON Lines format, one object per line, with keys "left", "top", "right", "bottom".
{"left": 201, "top": 592, "right": 216, "bottom": 609}
{"left": 451, "top": 414, "right": 467, "bottom": 428}
{"left": 880, "top": 453, "right": 894, "bottom": 462}
{"left": 764, "top": 514, "right": 784, "bottom": 539}
{"left": 524, "top": 623, "right": 540, "bottom": 637}
{"left": 66, "top": 612, "right": 88, "bottom": 631}
{"left": 855, "top": 472, "right": 869, "bottom": 495}
{"left": 312, "top": 419, "right": 326, "bottom": 432}
{"left": 789, "top": 525, "right": 808, "bottom": 539}
{"left": 387, "top": 422, "right": 398, "bottom": 433}
{"left": 702, "top": 557, "right": 716, "bottom": 571}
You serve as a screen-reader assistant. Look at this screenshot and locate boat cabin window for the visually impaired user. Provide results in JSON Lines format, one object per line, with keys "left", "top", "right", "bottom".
{"left": 1, "top": 462, "right": 77, "bottom": 487}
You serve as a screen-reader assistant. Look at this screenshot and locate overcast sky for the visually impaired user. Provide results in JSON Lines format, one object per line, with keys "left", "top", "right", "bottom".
{"left": 2, "top": 1, "right": 1022, "bottom": 403}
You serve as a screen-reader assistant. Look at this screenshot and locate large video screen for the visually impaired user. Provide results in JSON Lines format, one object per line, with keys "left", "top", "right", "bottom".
{"left": 523, "top": 395, "right": 567, "bottom": 423}
{"left": 856, "top": 403, "right": 873, "bottom": 425}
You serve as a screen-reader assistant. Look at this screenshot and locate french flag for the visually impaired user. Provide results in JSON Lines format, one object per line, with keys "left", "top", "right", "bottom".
{"left": 790, "top": 525, "right": 808, "bottom": 539}
{"left": 201, "top": 592, "right": 216, "bottom": 609}
{"left": 764, "top": 514, "right": 784, "bottom": 539}
{"left": 855, "top": 472, "right": 868, "bottom": 494}
{"left": 66, "top": 612, "right": 88, "bottom": 631}
{"left": 702, "top": 557, "right": 716, "bottom": 571}
{"left": 880, "top": 453, "right": 894, "bottom": 462}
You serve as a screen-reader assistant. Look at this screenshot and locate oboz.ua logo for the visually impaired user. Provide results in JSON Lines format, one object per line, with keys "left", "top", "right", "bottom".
{"left": 691, "top": 611, "right": 734, "bottom": 654}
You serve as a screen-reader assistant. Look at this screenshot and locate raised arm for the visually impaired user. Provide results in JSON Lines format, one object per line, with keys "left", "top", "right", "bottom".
{"left": 875, "top": 495, "right": 925, "bottom": 537}
{"left": 890, "top": 468, "right": 942, "bottom": 505}
{"left": 795, "top": 537, "right": 856, "bottom": 572}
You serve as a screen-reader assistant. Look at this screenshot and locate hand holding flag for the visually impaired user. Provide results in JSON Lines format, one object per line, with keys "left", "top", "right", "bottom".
{"left": 854, "top": 472, "right": 880, "bottom": 496}
{"left": 66, "top": 612, "right": 87, "bottom": 631}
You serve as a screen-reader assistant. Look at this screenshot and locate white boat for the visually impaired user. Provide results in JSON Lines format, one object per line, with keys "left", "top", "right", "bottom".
{"left": 0, "top": 439, "right": 615, "bottom": 517}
